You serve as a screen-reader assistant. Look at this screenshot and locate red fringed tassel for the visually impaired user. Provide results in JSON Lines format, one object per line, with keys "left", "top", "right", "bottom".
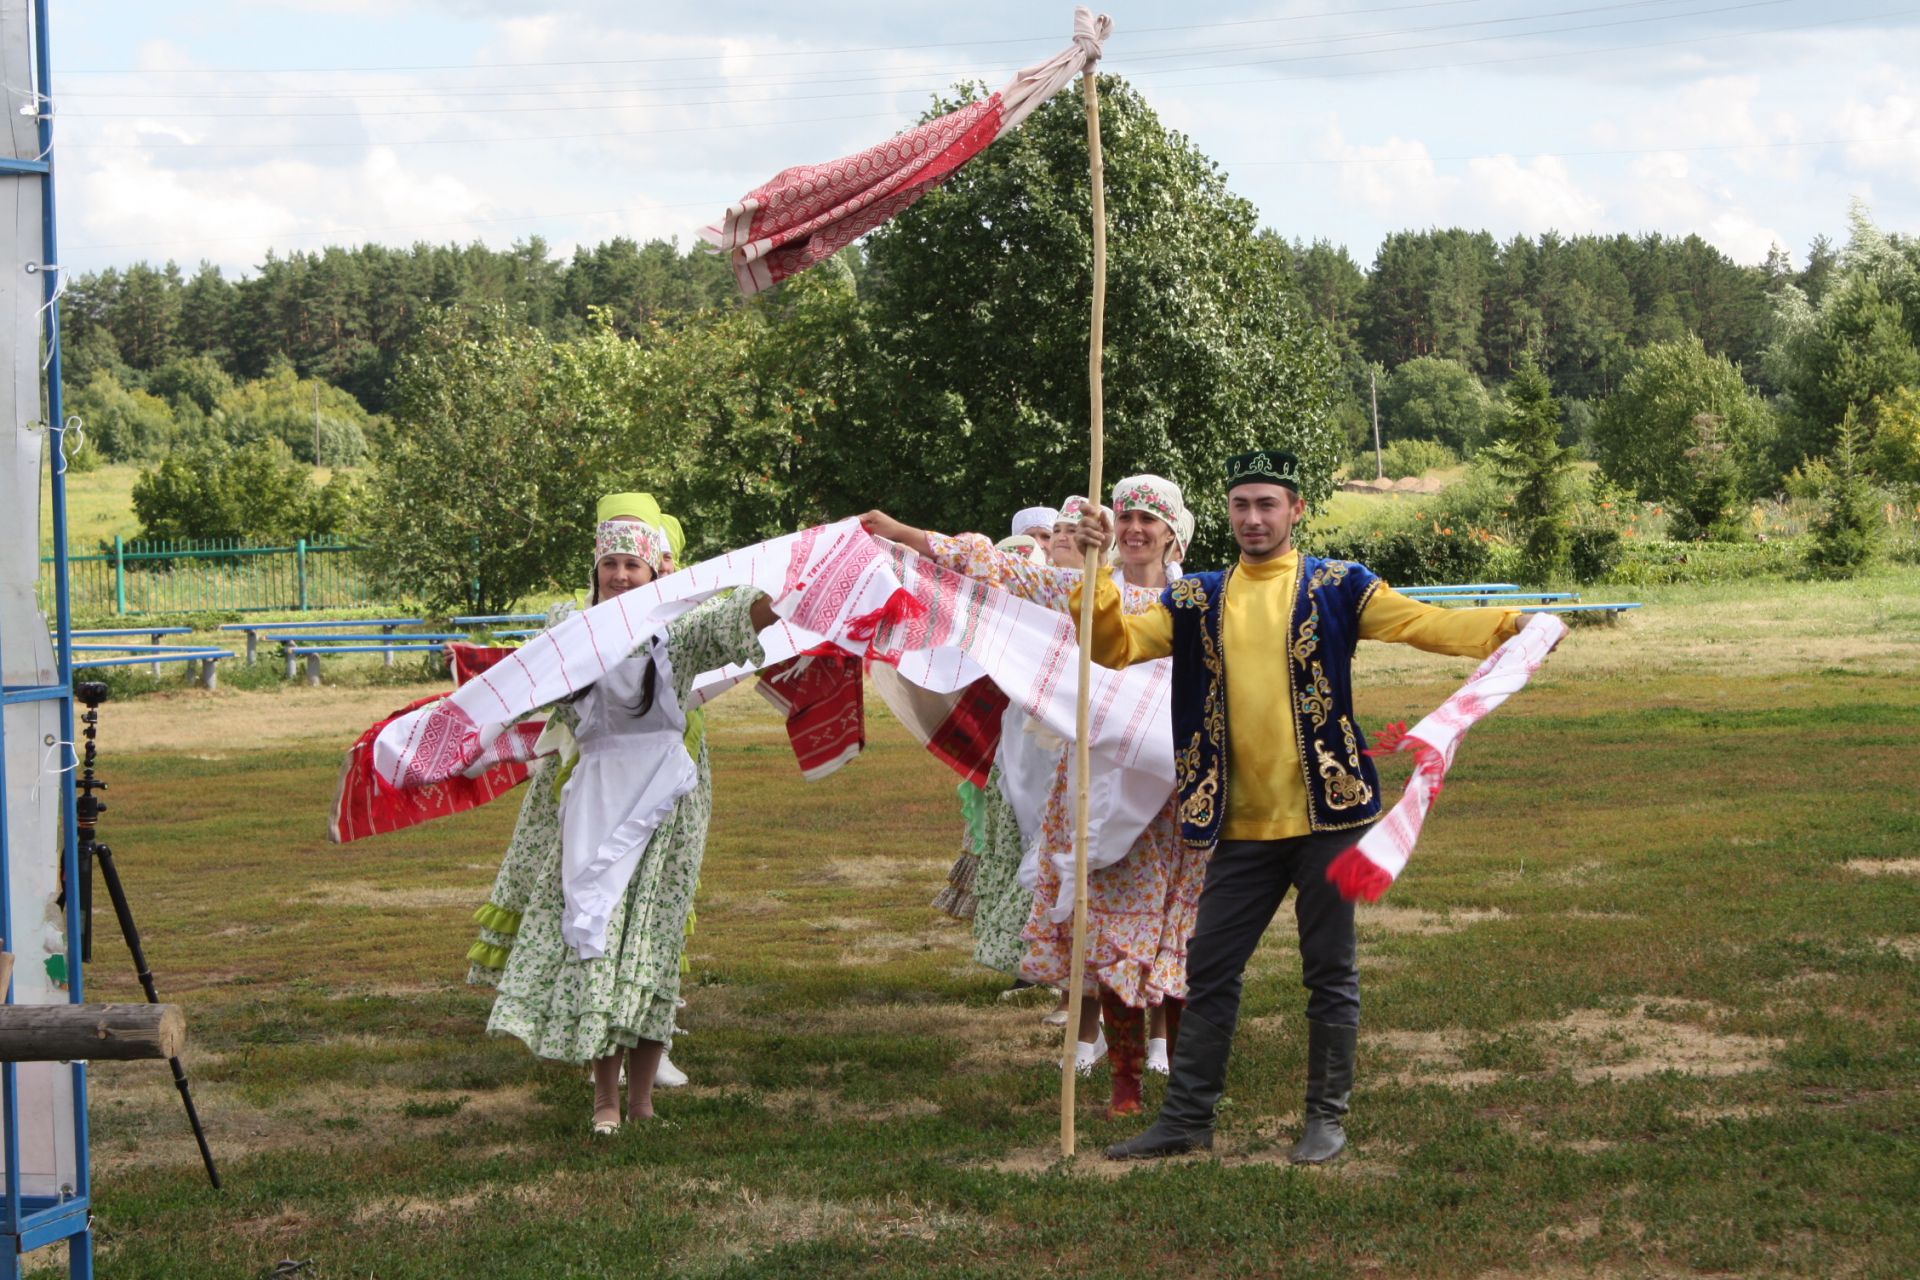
{"left": 1326, "top": 847, "right": 1395, "bottom": 903}
{"left": 843, "top": 588, "right": 929, "bottom": 642}
{"left": 1364, "top": 720, "right": 1410, "bottom": 757}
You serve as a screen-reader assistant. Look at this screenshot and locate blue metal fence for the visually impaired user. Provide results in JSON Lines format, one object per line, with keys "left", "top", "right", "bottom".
{"left": 38, "top": 537, "right": 383, "bottom": 616}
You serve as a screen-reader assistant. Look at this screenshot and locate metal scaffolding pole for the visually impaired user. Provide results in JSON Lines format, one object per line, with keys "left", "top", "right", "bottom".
{"left": 2, "top": 0, "right": 93, "bottom": 1273}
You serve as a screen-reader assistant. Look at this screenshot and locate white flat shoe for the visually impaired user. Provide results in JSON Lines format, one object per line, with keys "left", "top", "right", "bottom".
{"left": 1146, "top": 1037, "right": 1170, "bottom": 1076}
{"left": 655, "top": 1055, "right": 689, "bottom": 1089}
{"left": 1062, "top": 1027, "right": 1108, "bottom": 1076}
{"left": 592, "top": 1118, "right": 620, "bottom": 1137}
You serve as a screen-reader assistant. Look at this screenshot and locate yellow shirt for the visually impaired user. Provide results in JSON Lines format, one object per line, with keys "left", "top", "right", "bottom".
{"left": 1075, "top": 552, "right": 1523, "bottom": 839}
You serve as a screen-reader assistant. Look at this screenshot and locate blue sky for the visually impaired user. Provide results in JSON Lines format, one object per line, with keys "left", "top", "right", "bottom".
{"left": 44, "top": 0, "right": 1920, "bottom": 276}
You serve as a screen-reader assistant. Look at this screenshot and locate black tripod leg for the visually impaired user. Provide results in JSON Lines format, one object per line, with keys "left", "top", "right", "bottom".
{"left": 95, "top": 845, "right": 222, "bottom": 1191}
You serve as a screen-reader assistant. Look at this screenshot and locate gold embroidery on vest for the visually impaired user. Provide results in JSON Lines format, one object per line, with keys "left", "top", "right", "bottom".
{"left": 1298, "top": 660, "right": 1333, "bottom": 730}
{"left": 1291, "top": 594, "right": 1320, "bottom": 665}
{"left": 1315, "top": 739, "right": 1374, "bottom": 810}
{"left": 1170, "top": 577, "right": 1209, "bottom": 611}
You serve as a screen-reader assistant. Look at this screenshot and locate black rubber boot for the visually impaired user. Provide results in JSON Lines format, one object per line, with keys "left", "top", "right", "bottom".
{"left": 1103, "top": 1009, "right": 1233, "bottom": 1159}
{"left": 1287, "top": 1020, "right": 1356, "bottom": 1165}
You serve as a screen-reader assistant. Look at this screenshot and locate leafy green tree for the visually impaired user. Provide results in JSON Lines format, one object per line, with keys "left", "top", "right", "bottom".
{"left": 131, "top": 439, "right": 353, "bottom": 542}
{"left": 1765, "top": 205, "right": 1920, "bottom": 472}
{"left": 1768, "top": 278, "right": 1920, "bottom": 469}
{"left": 1481, "top": 354, "right": 1573, "bottom": 579}
{"left": 1379, "top": 357, "right": 1493, "bottom": 453}
{"left": 147, "top": 354, "right": 236, "bottom": 417}
{"left": 69, "top": 371, "right": 178, "bottom": 461}
{"left": 1592, "top": 336, "right": 1774, "bottom": 504}
{"left": 1866, "top": 386, "right": 1920, "bottom": 487}
{"left": 857, "top": 76, "right": 1341, "bottom": 565}
{"left": 364, "top": 307, "right": 643, "bottom": 612}
{"left": 214, "top": 362, "right": 377, "bottom": 465}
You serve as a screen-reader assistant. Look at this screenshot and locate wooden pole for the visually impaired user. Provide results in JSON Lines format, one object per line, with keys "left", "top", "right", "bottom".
{"left": 0, "top": 1002, "right": 186, "bottom": 1062}
{"left": 1061, "top": 64, "right": 1108, "bottom": 1160}
{"left": 1371, "top": 367, "right": 1384, "bottom": 481}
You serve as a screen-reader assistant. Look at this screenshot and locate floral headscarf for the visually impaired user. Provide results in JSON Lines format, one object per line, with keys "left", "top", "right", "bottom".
{"left": 594, "top": 519, "right": 669, "bottom": 574}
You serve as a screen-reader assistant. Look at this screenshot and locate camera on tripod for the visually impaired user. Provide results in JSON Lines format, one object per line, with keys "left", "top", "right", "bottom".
{"left": 63, "top": 680, "right": 221, "bottom": 1190}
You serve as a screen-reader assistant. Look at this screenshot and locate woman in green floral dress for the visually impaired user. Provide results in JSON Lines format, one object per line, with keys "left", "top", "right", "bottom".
{"left": 464, "top": 517, "right": 775, "bottom": 1132}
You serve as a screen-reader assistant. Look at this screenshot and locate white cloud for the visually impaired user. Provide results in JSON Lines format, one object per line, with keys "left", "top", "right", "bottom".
{"left": 71, "top": 144, "right": 499, "bottom": 266}
{"left": 49, "top": 2, "right": 1920, "bottom": 274}
{"left": 1837, "top": 89, "right": 1920, "bottom": 173}
{"left": 1463, "top": 154, "right": 1604, "bottom": 232}
{"left": 1313, "top": 122, "right": 1453, "bottom": 223}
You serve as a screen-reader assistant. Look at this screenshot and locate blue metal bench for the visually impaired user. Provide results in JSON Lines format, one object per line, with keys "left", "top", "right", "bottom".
{"left": 220, "top": 617, "right": 424, "bottom": 665}
{"left": 274, "top": 633, "right": 465, "bottom": 680}
{"left": 1522, "top": 602, "right": 1643, "bottom": 616}
{"left": 285, "top": 641, "right": 454, "bottom": 686}
{"left": 450, "top": 613, "right": 547, "bottom": 626}
{"left": 1399, "top": 583, "right": 1522, "bottom": 596}
{"left": 60, "top": 627, "right": 194, "bottom": 675}
{"left": 1427, "top": 591, "right": 1582, "bottom": 606}
{"left": 71, "top": 645, "right": 236, "bottom": 690}
{"left": 72, "top": 626, "right": 193, "bottom": 642}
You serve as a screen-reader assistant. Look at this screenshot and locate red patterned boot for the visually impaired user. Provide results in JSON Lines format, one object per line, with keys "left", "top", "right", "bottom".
{"left": 1099, "top": 989, "right": 1146, "bottom": 1119}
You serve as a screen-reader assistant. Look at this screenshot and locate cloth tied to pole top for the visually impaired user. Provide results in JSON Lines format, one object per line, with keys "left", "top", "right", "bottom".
{"left": 703, "top": 8, "right": 1113, "bottom": 295}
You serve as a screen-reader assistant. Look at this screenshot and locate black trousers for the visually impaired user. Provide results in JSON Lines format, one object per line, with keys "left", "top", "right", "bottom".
{"left": 1184, "top": 827, "right": 1374, "bottom": 1033}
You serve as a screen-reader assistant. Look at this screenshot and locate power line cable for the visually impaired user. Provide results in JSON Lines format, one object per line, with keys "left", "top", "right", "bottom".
{"left": 58, "top": 3, "right": 1897, "bottom": 152}
{"left": 47, "top": 0, "right": 1703, "bottom": 109}
{"left": 55, "top": 0, "right": 1712, "bottom": 119}
{"left": 58, "top": 0, "right": 1507, "bottom": 76}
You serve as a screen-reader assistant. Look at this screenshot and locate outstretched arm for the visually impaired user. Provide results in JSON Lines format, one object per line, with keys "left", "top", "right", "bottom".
{"left": 859, "top": 510, "right": 934, "bottom": 558}
{"left": 665, "top": 589, "right": 770, "bottom": 703}
{"left": 864, "top": 509, "right": 1079, "bottom": 610}
{"left": 1359, "top": 587, "right": 1521, "bottom": 657}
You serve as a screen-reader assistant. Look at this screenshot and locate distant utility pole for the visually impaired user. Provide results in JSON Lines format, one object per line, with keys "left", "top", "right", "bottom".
{"left": 1370, "top": 368, "right": 1384, "bottom": 481}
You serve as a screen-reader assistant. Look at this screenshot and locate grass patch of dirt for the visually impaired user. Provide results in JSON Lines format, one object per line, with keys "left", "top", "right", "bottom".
{"left": 1376, "top": 998, "right": 1783, "bottom": 1088}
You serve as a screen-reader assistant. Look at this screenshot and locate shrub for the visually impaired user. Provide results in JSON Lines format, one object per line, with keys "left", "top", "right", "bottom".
{"left": 68, "top": 370, "right": 179, "bottom": 460}
{"left": 1805, "top": 414, "right": 1883, "bottom": 578}
{"left": 1567, "top": 526, "right": 1623, "bottom": 582}
{"left": 1356, "top": 438, "right": 1458, "bottom": 480}
{"left": 1604, "top": 538, "right": 1806, "bottom": 586}
{"left": 132, "top": 439, "right": 360, "bottom": 542}
{"left": 1313, "top": 515, "right": 1496, "bottom": 585}
{"left": 62, "top": 434, "right": 104, "bottom": 474}
{"left": 1665, "top": 414, "right": 1751, "bottom": 543}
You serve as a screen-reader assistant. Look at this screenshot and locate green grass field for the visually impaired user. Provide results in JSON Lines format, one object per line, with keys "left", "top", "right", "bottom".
{"left": 50, "top": 569, "right": 1920, "bottom": 1278}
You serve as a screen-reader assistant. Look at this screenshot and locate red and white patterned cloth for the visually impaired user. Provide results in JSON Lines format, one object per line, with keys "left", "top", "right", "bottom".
{"left": 755, "top": 650, "right": 867, "bottom": 780}
{"left": 704, "top": 8, "right": 1112, "bottom": 295}
{"left": 1327, "top": 613, "right": 1569, "bottom": 902}
{"left": 372, "top": 520, "right": 1174, "bottom": 882}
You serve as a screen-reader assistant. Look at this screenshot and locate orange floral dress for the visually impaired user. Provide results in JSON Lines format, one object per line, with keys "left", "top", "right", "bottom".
{"left": 925, "top": 533, "right": 1209, "bottom": 1009}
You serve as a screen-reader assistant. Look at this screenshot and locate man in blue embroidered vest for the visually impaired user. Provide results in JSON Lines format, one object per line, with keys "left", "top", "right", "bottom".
{"left": 1070, "top": 448, "right": 1522, "bottom": 1163}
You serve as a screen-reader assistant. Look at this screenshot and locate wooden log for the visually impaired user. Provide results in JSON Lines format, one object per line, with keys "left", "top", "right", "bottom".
{"left": 0, "top": 1002, "right": 186, "bottom": 1062}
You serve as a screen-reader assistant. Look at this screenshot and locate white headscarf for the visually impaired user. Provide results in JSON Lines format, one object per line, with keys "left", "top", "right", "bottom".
{"left": 1012, "top": 506, "right": 1060, "bottom": 538}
